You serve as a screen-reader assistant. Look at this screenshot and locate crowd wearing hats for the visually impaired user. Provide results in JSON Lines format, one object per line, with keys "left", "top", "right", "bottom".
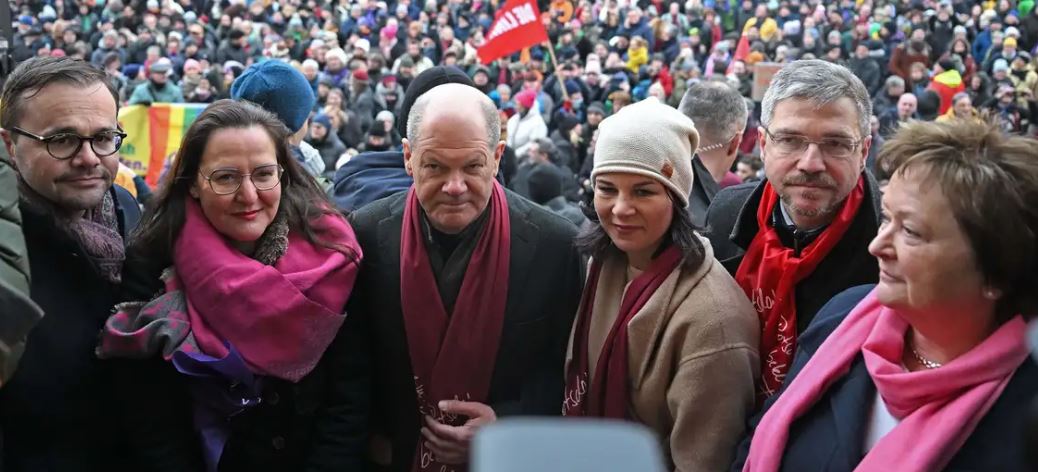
{"left": 8, "top": 1, "right": 1038, "bottom": 470}
{"left": 8, "top": 0, "right": 1038, "bottom": 200}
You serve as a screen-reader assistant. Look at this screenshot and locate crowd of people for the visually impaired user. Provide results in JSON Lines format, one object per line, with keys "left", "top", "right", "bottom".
{"left": 7, "top": 0, "right": 1038, "bottom": 202}
{"left": 2, "top": 0, "right": 1038, "bottom": 471}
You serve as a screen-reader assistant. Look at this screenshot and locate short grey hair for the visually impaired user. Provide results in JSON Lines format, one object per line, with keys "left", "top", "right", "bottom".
{"left": 885, "top": 74, "right": 905, "bottom": 89}
{"left": 407, "top": 90, "right": 500, "bottom": 152}
{"left": 678, "top": 79, "right": 748, "bottom": 145}
{"left": 761, "top": 59, "right": 871, "bottom": 138}
{"left": 532, "top": 136, "right": 555, "bottom": 157}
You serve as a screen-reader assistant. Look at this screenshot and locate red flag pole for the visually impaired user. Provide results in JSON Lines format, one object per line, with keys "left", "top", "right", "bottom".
{"left": 544, "top": 40, "right": 570, "bottom": 102}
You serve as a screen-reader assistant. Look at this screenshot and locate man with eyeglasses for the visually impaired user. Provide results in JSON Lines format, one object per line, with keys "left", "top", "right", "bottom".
{"left": 705, "top": 60, "right": 881, "bottom": 402}
{"left": 0, "top": 56, "right": 141, "bottom": 471}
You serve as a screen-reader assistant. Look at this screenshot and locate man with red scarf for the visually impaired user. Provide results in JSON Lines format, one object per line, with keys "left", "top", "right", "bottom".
{"left": 705, "top": 60, "right": 881, "bottom": 402}
{"left": 348, "top": 82, "right": 583, "bottom": 472}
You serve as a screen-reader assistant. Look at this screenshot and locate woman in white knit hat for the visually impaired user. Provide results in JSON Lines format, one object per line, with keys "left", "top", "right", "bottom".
{"left": 562, "top": 97, "right": 760, "bottom": 471}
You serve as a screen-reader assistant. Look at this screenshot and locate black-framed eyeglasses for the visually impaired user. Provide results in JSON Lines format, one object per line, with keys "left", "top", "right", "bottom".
{"left": 9, "top": 127, "right": 127, "bottom": 160}
{"left": 201, "top": 164, "right": 284, "bottom": 195}
{"left": 762, "top": 126, "right": 862, "bottom": 159}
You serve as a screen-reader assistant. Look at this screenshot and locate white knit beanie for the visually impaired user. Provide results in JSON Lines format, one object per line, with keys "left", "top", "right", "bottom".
{"left": 591, "top": 97, "right": 700, "bottom": 207}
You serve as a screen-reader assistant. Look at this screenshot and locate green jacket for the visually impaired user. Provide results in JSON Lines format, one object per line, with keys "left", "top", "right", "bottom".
{"left": 0, "top": 154, "right": 43, "bottom": 386}
{"left": 127, "top": 81, "right": 184, "bottom": 106}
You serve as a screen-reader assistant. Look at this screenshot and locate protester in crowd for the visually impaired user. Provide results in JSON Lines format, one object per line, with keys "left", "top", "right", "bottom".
{"left": 880, "top": 92, "right": 919, "bottom": 138}
{"left": 872, "top": 75, "right": 906, "bottom": 119}
{"left": 734, "top": 118, "right": 1038, "bottom": 472}
{"left": 323, "top": 87, "right": 366, "bottom": 150}
{"left": 331, "top": 65, "right": 474, "bottom": 212}
{"left": 0, "top": 144, "right": 43, "bottom": 388}
{"left": 347, "top": 83, "right": 582, "bottom": 471}
{"left": 230, "top": 60, "right": 325, "bottom": 180}
{"left": 0, "top": 55, "right": 141, "bottom": 471}
{"left": 849, "top": 43, "right": 883, "bottom": 96}
{"left": 101, "top": 99, "right": 363, "bottom": 470}
{"left": 564, "top": 96, "right": 757, "bottom": 471}
{"left": 706, "top": 60, "right": 882, "bottom": 402}
{"left": 511, "top": 137, "right": 576, "bottom": 201}
{"left": 507, "top": 89, "right": 549, "bottom": 158}
{"left": 937, "top": 92, "right": 982, "bottom": 122}
{"left": 985, "top": 83, "right": 1028, "bottom": 133}
{"left": 889, "top": 29, "right": 932, "bottom": 82}
{"left": 735, "top": 155, "right": 764, "bottom": 183}
{"left": 128, "top": 58, "right": 184, "bottom": 105}
{"left": 307, "top": 113, "right": 348, "bottom": 179}
{"left": 929, "top": 58, "right": 967, "bottom": 115}
{"left": 524, "top": 165, "right": 585, "bottom": 227}
{"left": 679, "top": 80, "right": 748, "bottom": 228}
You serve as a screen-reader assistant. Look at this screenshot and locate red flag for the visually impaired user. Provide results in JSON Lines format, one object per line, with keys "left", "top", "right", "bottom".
{"left": 477, "top": 0, "right": 548, "bottom": 65}
{"left": 726, "top": 34, "right": 750, "bottom": 75}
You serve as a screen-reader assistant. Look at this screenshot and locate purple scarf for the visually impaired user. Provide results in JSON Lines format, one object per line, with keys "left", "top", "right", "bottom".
{"left": 19, "top": 178, "right": 124, "bottom": 283}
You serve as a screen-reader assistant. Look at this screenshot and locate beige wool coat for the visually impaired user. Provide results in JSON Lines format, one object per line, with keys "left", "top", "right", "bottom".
{"left": 567, "top": 236, "right": 760, "bottom": 471}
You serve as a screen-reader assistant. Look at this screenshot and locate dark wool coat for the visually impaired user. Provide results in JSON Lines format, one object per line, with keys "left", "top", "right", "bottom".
{"left": 0, "top": 185, "right": 139, "bottom": 472}
{"left": 110, "top": 243, "right": 370, "bottom": 472}
{"left": 731, "top": 285, "right": 1038, "bottom": 472}
{"left": 347, "top": 189, "right": 583, "bottom": 471}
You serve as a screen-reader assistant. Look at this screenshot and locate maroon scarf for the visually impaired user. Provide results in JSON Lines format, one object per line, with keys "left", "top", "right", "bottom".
{"left": 563, "top": 245, "right": 683, "bottom": 418}
{"left": 399, "top": 182, "right": 510, "bottom": 472}
{"left": 734, "top": 178, "right": 865, "bottom": 402}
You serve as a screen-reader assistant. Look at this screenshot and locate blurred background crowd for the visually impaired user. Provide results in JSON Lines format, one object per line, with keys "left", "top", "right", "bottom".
{"left": 9, "top": 0, "right": 1038, "bottom": 209}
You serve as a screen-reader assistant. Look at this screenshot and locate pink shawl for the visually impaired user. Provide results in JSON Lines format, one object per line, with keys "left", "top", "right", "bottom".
{"left": 743, "top": 289, "right": 1029, "bottom": 472}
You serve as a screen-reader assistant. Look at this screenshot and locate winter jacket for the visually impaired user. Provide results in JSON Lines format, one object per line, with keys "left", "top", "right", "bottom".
{"left": 0, "top": 185, "right": 140, "bottom": 471}
{"left": 566, "top": 237, "right": 758, "bottom": 471}
{"left": 506, "top": 111, "right": 548, "bottom": 158}
{"left": 929, "top": 69, "right": 966, "bottom": 114}
{"left": 128, "top": 81, "right": 185, "bottom": 105}
{"left": 109, "top": 241, "right": 369, "bottom": 472}
{"left": 331, "top": 151, "right": 413, "bottom": 212}
{"left": 347, "top": 190, "right": 583, "bottom": 471}
{"left": 731, "top": 285, "right": 1038, "bottom": 472}
{"left": 309, "top": 133, "right": 348, "bottom": 179}
{"left": 0, "top": 158, "right": 42, "bottom": 386}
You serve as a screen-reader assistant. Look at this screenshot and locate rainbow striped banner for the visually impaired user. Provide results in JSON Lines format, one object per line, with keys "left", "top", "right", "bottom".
{"left": 118, "top": 103, "right": 207, "bottom": 186}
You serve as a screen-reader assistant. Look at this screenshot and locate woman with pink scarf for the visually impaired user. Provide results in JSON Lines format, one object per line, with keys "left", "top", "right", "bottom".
{"left": 97, "top": 100, "right": 366, "bottom": 471}
{"left": 732, "top": 119, "right": 1038, "bottom": 472}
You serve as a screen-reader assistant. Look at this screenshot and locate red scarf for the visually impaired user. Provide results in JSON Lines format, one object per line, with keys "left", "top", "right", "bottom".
{"left": 399, "top": 182, "right": 510, "bottom": 472}
{"left": 735, "top": 177, "right": 865, "bottom": 401}
{"left": 743, "top": 290, "right": 1028, "bottom": 472}
{"left": 563, "top": 245, "right": 683, "bottom": 418}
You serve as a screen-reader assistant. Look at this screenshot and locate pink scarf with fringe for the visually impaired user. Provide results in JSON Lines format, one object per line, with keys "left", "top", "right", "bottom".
{"left": 743, "top": 289, "right": 1029, "bottom": 472}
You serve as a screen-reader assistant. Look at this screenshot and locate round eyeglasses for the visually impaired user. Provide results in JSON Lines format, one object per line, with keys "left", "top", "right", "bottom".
{"left": 201, "top": 164, "right": 284, "bottom": 195}
{"left": 10, "top": 127, "right": 127, "bottom": 160}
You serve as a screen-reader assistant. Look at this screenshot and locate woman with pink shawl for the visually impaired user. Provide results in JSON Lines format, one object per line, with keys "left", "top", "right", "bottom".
{"left": 97, "top": 100, "right": 366, "bottom": 471}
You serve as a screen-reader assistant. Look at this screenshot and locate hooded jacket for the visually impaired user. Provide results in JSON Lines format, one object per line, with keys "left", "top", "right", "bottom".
{"left": 929, "top": 69, "right": 966, "bottom": 114}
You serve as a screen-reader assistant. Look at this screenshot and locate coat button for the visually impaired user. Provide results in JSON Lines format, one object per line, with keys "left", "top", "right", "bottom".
{"left": 271, "top": 436, "right": 286, "bottom": 450}
{"left": 267, "top": 392, "right": 280, "bottom": 406}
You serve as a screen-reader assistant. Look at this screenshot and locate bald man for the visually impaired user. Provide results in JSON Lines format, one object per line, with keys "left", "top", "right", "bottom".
{"left": 348, "top": 84, "right": 583, "bottom": 472}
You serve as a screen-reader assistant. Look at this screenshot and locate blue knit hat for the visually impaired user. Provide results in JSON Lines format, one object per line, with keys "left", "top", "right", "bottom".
{"left": 311, "top": 113, "right": 332, "bottom": 130}
{"left": 230, "top": 61, "right": 316, "bottom": 133}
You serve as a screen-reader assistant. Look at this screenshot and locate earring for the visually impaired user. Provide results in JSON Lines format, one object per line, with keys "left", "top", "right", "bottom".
{"left": 984, "top": 288, "right": 1002, "bottom": 300}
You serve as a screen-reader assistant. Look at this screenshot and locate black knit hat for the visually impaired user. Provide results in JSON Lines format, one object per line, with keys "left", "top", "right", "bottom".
{"left": 396, "top": 65, "right": 476, "bottom": 137}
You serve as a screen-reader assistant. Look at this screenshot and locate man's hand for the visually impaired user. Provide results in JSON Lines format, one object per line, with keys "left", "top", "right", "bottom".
{"left": 420, "top": 400, "right": 497, "bottom": 464}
